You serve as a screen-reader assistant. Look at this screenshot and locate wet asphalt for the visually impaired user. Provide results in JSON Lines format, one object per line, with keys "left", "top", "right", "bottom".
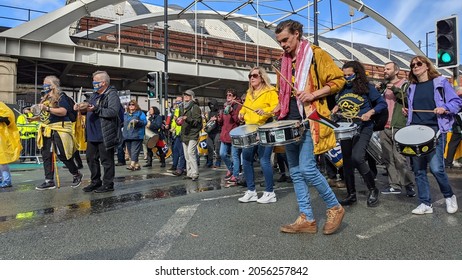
{"left": 0, "top": 157, "right": 461, "bottom": 260}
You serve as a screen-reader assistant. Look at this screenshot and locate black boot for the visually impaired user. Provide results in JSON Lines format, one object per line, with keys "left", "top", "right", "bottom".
{"left": 143, "top": 156, "right": 152, "bottom": 167}
{"left": 340, "top": 192, "right": 357, "bottom": 206}
{"left": 364, "top": 171, "right": 379, "bottom": 207}
{"left": 339, "top": 184, "right": 357, "bottom": 206}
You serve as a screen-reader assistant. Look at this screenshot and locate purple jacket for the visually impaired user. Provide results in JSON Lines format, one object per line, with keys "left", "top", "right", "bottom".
{"left": 407, "top": 76, "right": 462, "bottom": 133}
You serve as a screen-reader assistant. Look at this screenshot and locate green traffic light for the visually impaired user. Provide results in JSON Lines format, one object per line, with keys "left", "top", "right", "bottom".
{"left": 438, "top": 50, "right": 453, "bottom": 64}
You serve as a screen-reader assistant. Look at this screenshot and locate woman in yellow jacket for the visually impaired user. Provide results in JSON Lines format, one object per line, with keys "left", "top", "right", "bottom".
{"left": 238, "top": 66, "right": 279, "bottom": 203}
{"left": 0, "top": 102, "right": 22, "bottom": 188}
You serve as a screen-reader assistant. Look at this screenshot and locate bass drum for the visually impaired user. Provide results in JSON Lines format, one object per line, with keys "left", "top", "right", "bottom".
{"left": 197, "top": 133, "right": 208, "bottom": 156}
{"left": 151, "top": 139, "right": 172, "bottom": 159}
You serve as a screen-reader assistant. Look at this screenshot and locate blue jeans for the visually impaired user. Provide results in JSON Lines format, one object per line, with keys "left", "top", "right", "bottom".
{"left": 219, "top": 142, "right": 241, "bottom": 177}
{"left": 285, "top": 129, "right": 339, "bottom": 221}
{"left": 0, "top": 164, "right": 11, "bottom": 186}
{"left": 172, "top": 136, "right": 185, "bottom": 171}
{"left": 411, "top": 133, "right": 454, "bottom": 206}
{"left": 242, "top": 144, "right": 273, "bottom": 192}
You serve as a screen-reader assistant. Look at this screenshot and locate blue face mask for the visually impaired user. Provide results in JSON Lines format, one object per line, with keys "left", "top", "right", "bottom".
{"left": 93, "top": 81, "right": 103, "bottom": 92}
{"left": 41, "top": 84, "right": 52, "bottom": 95}
{"left": 344, "top": 73, "right": 356, "bottom": 86}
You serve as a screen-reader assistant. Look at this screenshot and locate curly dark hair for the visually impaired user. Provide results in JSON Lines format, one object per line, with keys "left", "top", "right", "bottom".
{"left": 342, "top": 61, "right": 369, "bottom": 95}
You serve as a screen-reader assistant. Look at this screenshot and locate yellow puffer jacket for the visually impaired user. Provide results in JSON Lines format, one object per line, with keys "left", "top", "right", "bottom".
{"left": 240, "top": 86, "right": 279, "bottom": 125}
{"left": 304, "top": 45, "right": 345, "bottom": 154}
{"left": 0, "top": 102, "right": 22, "bottom": 164}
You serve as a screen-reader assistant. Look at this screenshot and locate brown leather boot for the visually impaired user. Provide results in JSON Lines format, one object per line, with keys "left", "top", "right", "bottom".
{"left": 280, "top": 213, "right": 317, "bottom": 234}
{"left": 323, "top": 205, "right": 345, "bottom": 235}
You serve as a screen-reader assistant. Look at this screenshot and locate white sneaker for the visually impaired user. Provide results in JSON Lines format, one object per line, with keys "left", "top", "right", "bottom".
{"left": 452, "top": 161, "right": 462, "bottom": 168}
{"left": 238, "top": 190, "right": 258, "bottom": 203}
{"left": 411, "top": 203, "right": 433, "bottom": 215}
{"left": 445, "top": 195, "right": 458, "bottom": 214}
{"left": 257, "top": 191, "right": 277, "bottom": 204}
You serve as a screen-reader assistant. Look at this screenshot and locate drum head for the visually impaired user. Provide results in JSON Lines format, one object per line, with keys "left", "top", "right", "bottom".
{"left": 229, "top": 124, "right": 259, "bottom": 137}
{"left": 335, "top": 122, "right": 357, "bottom": 131}
{"left": 146, "top": 135, "right": 160, "bottom": 149}
{"left": 394, "top": 125, "right": 435, "bottom": 145}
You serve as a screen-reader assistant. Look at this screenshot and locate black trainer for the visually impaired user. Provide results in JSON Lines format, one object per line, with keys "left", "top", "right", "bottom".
{"left": 71, "top": 173, "right": 84, "bottom": 188}
{"left": 82, "top": 182, "right": 101, "bottom": 192}
{"left": 36, "top": 180, "right": 56, "bottom": 191}
{"left": 94, "top": 185, "right": 114, "bottom": 193}
{"left": 405, "top": 185, "right": 416, "bottom": 197}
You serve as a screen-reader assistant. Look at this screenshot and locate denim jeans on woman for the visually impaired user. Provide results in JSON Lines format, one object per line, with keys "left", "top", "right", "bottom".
{"left": 285, "top": 129, "right": 339, "bottom": 221}
{"left": 219, "top": 142, "right": 241, "bottom": 178}
{"left": 242, "top": 144, "right": 273, "bottom": 192}
{"left": 411, "top": 133, "right": 454, "bottom": 206}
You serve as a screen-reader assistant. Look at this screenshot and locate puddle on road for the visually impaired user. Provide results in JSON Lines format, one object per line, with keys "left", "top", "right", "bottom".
{"left": 0, "top": 179, "right": 225, "bottom": 233}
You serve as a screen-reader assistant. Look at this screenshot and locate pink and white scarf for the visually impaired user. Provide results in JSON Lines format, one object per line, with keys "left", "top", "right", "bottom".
{"left": 278, "top": 38, "right": 313, "bottom": 119}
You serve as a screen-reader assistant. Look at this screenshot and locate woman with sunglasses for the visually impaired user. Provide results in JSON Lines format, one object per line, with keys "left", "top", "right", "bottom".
{"left": 237, "top": 67, "right": 279, "bottom": 203}
{"left": 404, "top": 56, "right": 461, "bottom": 215}
{"left": 123, "top": 100, "right": 147, "bottom": 171}
{"left": 332, "top": 61, "right": 387, "bottom": 207}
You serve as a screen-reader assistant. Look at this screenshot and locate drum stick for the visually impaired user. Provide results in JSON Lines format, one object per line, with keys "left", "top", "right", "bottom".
{"left": 412, "top": 109, "right": 436, "bottom": 113}
{"left": 272, "top": 65, "right": 298, "bottom": 93}
{"left": 232, "top": 100, "right": 273, "bottom": 116}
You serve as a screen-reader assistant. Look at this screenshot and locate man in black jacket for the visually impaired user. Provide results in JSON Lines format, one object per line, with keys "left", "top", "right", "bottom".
{"left": 78, "top": 70, "right": 122, "bottom": 193}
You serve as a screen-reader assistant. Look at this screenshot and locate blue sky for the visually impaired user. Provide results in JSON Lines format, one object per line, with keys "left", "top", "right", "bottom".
{"left": 0, "top": 0, "right": 461, "bottom": 60}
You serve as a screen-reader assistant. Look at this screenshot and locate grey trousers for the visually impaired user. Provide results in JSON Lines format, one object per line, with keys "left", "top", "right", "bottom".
{"left": 379, "top": 128, "right": 415, "bottom": 187}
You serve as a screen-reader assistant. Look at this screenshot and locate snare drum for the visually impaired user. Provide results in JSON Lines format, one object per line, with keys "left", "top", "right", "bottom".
{"left": 229, "top": 124, "right": 259, "bottom": 148}
{"left": 334, "top": 122, "right": 358, "bottom": 140}
{"left": 366, "top": 131, "right": 383, "bottom": 165}
{"left": 257, "top": 120, "right": 304, "bottom": 146}
{"left": 394, "top": 125, "right": 436, "bottom": 157}
{"left": 205, "top": 119, "right": 217, "bottom": 134}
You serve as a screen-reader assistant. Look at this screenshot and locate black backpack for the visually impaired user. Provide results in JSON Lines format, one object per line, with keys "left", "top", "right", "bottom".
{"left": 60, "top": 92, "right": 77, "bottom": 122}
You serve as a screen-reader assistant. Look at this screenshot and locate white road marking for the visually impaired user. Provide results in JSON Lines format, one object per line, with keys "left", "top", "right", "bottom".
{"left": 356, "top": 196, "right": 449, "bottom": 239}
{"left": 133, "top": 204, "right": 200, "bottom": 260}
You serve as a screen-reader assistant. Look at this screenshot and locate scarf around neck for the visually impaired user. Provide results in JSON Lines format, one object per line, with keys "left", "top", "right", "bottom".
{"left": 278, "top": 38, "right": 313, "bottom": 119}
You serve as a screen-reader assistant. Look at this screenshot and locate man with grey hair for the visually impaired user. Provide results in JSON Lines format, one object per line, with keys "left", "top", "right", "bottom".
{"left": 178, "top": 90, "right": 202, "bottom": 181}
{"left": 78, "top": 70, "right": 122, "bottom": 193}
{"left": 379, "top": 62, "right": 416, "bottom": 197}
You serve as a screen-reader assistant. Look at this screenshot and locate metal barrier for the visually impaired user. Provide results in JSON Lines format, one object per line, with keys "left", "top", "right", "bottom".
{"left": 17, "top": 124, "right": 42, "bottom": 164}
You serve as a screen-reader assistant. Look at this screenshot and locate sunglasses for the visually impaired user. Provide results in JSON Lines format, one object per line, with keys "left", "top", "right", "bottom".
{"left": 226, "top": 93, "right": 234, "bottom": 96}
{"left": 410, "top": 61, "right": 423, "bottom": 68}
{"left": 248, "top": 73, "right": 260, "bottom": 79}
{"left": 129, "top": 103, "right": 135, "bottom": 106}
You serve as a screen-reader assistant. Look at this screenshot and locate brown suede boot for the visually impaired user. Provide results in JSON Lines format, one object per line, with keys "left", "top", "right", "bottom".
{"left": 323, "top": 205, "right": 345, "bottom": 235}
{"left": 280, "top": 213, "right": 317, "bottom": 234}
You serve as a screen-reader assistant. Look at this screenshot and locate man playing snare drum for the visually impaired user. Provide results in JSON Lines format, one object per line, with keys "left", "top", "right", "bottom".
{"left": 379, "top": 62, "right": 416, "bottom": 197}
{"left": 274, "top": 20, "right": 345, "bottom": 235}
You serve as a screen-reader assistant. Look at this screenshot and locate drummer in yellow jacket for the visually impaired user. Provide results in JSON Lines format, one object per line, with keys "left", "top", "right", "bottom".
{"left": 0, "top": 102, "right": 22, "bottom": 188}
{"left": 274, "top": 20, "right": 346, "bottom": 235}
{"left": 237, "top": 66, "right": 279, "bottom": 203}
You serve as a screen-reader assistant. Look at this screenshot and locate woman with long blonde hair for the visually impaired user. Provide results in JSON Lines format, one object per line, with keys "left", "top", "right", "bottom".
{"left": 35, "top": 75, "right": 83, "bottom": 190}
{"left": 237, "top": 66, "right": 279, "bottom": 203}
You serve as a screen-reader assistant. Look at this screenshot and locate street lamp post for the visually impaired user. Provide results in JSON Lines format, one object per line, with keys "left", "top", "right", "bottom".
{"left": 243, "top": 23, "right": 248, "bottom": 62}
{"left": 147, "top": 24, "right": 154, "bottom": 48}
{"left": 114, "top": 2, "right": 125, "bottom": 52}
{"left": 425, "top": 30, "right": 435, "bottom": 57}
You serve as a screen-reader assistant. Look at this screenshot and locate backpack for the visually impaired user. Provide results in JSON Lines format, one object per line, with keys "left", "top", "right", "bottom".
{"left": 60, "top": 92, "right": 77, "bottom": 122}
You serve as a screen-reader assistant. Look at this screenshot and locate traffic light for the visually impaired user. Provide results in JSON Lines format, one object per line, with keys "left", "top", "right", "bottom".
{"left": 436, "top": 16, "right": 459, "bottom": 68}
{"left": 147, "top": 72, "right": 159, "bottom": 99}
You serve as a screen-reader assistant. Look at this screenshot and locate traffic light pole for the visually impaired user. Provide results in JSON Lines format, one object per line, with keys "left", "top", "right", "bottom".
{"left": 164, "top": 0, "right": 169, "bottom": 115}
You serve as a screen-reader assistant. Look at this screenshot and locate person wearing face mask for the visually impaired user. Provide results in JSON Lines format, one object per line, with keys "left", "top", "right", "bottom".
{"left": 205, "top": 98, "right": 222, "bottom": 168}
{"left": 332, "top": 61, "right": 387, "bottom": 207}
{"left": 404, "top": 56, "right": 461, "bottom": 215}
{"left": 77, "top": 70, "right": 122, "bottom": 193}
{"left": 34, "top": 76, "right": 83, "bottom": 190}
